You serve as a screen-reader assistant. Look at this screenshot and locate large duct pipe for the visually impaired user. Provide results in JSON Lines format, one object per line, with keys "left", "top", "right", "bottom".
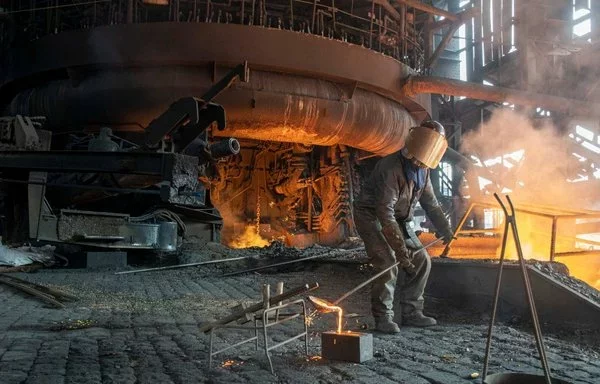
{"left": 6, "top": 69, "right": 416, "bottom": 155}
{"left": 402, "top": 76, "right": 600, "bottom": 117}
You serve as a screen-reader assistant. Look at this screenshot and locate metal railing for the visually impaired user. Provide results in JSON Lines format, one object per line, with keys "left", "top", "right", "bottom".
{"left": 1, "top": 0, "right": 425, "bottom": 68}
{"left": 443, "top": 200, "right": 600, "bottom": 261}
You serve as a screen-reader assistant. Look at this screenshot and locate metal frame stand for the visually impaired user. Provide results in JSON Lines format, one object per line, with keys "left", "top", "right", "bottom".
{"left": 208, "top": 298, "right": 309, "bottom": 374}
{"left": 482, "top": 193, "right": 552, "bottom": 384}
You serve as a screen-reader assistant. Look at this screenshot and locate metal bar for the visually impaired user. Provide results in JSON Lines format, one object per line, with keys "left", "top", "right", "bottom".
{"left": 115, "top": 255, "right": 259, "bottom": 274}
{"left": 492, "top": 0, "right": 501, "bottom": 56}
{"left": 0, "top": 273, "right": 77, "bottom": 301}
{"left": 262, "top": 307, "right": 274, "bottom": 373}
{"left": 369, "top": 0, "right": 374, "bottom": 48}
{"left": 481, "top": 0, "right": 491, "bottom": 63}
{"left": 221, "top": 248, "right": 361, "bottom": 277}
{"left": 441, "top": 201, "right": 476, "bottom": 257}
{"left": 482, "top": 193, "right": 512, "bottom": 379}
{"left": 395, "top": 0, "right": 458, "bottom": 21}
{"left": 264, "top": 313, "right": 301, "bottom": 327}
{"left": 210, "top": 334, "right": 259, "bottom": 356}
{"left": 501, "top": 0, "right": 513, "bottom": 54}
{"left": 332, "top": 238, "right": 442, "bottom": 306}
{"left": 554, "top": 250, "right": 600, "bottom": 258}
{"left": 505, "top": 195, "right": 552, "bottom": 384}
{"left": 0, "top": 276, "right": 65, "bottom": 308}
{"left": 266, "top": 332, "right": 306, "bottom": 351}
{"left": 426, "top": 21, "right": 461, "bottom": 71}
{"left": 550, "top": 217, "right": 558, "bottom": 262}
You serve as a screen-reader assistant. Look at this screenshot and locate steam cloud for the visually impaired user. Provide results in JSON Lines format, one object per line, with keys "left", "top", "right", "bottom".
{"left": 459, "top": 109, "right": 597, "bottom": 210}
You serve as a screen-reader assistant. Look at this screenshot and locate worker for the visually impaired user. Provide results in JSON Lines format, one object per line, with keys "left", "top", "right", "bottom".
{"left": 353, "top": 120, "right": 454, "bottom": 333}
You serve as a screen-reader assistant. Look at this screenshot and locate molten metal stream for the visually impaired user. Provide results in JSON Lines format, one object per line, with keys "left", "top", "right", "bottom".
{"left": 308, "top": 296, "right": 343, "bottom": 333}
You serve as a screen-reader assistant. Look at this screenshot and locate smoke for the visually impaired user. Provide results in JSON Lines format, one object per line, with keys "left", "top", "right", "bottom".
{"left": 459, "top": 109, "right": 596, "bottom": 209}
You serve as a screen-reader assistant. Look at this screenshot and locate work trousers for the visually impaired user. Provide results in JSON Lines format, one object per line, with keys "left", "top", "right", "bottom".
{"left": 353, "top": 205, "right": 432, "bottom": 319}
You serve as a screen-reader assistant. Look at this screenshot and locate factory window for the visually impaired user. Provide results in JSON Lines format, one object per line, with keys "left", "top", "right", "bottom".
{"left": 483, "top": 208, "right": 502, "bottom": 229}
{"left": 439, "top": 161, "right": 453, "bottom": 197}
{"left": 576, "top": 125, "right": 595, "bottom": 141}
{"left": 573, "top": 0, "right": 592, "bottom": 40}
{"left": 458, "top": 24, "right": 467, "bottom": 81}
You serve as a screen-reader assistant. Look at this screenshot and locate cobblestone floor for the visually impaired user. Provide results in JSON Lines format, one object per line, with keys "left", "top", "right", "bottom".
{"left": 1, "top": 262, "right": 599, "bottom": 384}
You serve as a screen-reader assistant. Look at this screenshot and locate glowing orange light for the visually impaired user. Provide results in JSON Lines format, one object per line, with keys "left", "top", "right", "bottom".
{"left": 309, "top": 296, "right": 343, "bottom": 333}
{"left": 229, "top": 226, "right": 270, "bottom": 248}
{"left": 221, "top": 360, "right": 237, "bottom": 368}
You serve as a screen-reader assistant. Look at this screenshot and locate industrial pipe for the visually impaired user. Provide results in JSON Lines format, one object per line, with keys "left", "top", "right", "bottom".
{"left": 402, "top": 76, "right": 600, "bottom": 117}
{"left": 7, "top": 69, "right": 416, "bottom": 155}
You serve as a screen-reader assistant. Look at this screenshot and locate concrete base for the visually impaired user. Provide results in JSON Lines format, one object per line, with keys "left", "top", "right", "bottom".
{"left": 86, "top": 251, "right": 127, "bottom": 268}
{"left": 321, "top": 331, "right": 373, "bottom": 363}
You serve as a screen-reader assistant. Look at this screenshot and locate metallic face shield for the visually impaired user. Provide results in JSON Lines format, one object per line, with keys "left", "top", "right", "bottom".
{"left": 403, "top": 125, "right": 448, "bottom": 168}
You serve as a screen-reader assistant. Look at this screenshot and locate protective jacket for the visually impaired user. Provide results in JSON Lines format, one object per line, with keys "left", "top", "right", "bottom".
{"left": 355, "top": 151, "right": 452, "bottom": 239}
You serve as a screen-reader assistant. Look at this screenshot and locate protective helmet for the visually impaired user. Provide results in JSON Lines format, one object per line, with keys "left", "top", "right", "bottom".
{"left": 402, "top": 120, "right": 448, "bottom": 169}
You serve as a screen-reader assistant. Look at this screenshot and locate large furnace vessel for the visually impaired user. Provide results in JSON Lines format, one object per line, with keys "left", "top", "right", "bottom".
{"left": 0, "top": 0, "right": 432, "bottom": 248}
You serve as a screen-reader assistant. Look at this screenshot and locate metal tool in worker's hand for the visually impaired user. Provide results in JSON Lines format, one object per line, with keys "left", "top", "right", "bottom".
{"left": 308, "top": 237, "right": 443, "bottom": 313}
{"left": 482, "top": 194, "right": 553, "bottom": 384}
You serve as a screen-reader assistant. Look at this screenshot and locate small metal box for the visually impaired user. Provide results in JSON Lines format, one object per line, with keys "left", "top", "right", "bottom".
{"left": 321, "top": 331, "right": 373, "bottom": 363}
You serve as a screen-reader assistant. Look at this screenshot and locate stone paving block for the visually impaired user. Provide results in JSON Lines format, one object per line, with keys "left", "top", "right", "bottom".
{"left": 420, "top": 370, "right": 472, "bottom": 384}
{"left": 25, "top": 374, "right": 66, "bottom": 384}
{"left": 2, "top": 370, "right": 29, "bottom": 384}
{"left": 377, "top": 367, "right": 432, "bottom": 384}
{"left": 1, "top": 268, "right": 598, "bottom": 384}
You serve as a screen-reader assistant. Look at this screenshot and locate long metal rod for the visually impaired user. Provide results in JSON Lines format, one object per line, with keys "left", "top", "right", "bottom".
{"left": 0, "top": 276, "right": 65, "bottom": 308}
{"left": 395, "top": 0, "right": 458, "bottom": 21}
{"left": 332, "top": 238, "right": 442, "bottom": 306}
{"left": 506, "top": 195, "right": 552, "bottom": 384}
{"left": 115, "top": 254, "right": 259, "bottom": 275}
{"left": 0, "top": 274, "right": 77, "bottom": 301}
{"left": 221, "top": 247, "right": 363, "bottom": 277}
{"left": 483, "top": 194, "right": 552, "bottom": 384}
{"left": 482, "top": 194, "right": 511, "bottom": 379}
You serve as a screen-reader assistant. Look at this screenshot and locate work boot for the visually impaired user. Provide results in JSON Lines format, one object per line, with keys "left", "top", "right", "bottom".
{"left": 374, "top": 316, "right": 401, "bottom": 334}
{"left": 402, "top": 311, "right": 437, "bottom": 327}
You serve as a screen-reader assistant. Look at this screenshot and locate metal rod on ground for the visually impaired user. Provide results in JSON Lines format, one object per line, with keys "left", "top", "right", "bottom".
{"left": 0, "top": 273, "right": 77, "bottom": 301}
{"left": 221, "top": 247, "right": 365, "bottom": 277}
{"left": 0, "top": 276, "right": 65, "bottom": 308}
{"left": 115, "top": 255, "right": 259, "bottom": 275}
{"left": 199, "top": 282, "right": 319, "bottom": 333}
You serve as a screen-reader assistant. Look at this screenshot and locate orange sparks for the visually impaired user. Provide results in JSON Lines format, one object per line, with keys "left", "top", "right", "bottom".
{"left": 307, "top": 355, "right": 322, "bottom": 361}
{"left": 221, "top": 360, "right": 239, "bottom": 368}
{"left": 229, "top": 226, "right": 271, "bottom": 249}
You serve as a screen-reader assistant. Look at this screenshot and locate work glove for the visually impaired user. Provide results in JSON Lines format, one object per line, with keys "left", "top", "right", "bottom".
{"left": 381, "top": 223, "right": 416, "bottom": 274}
{"left": 435, "top": 230, "right": 456, "bottom": 245}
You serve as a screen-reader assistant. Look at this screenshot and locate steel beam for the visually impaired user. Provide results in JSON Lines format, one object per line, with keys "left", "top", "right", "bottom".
{"left": 395, "top": 0, "right": 458, "bottom": 21}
